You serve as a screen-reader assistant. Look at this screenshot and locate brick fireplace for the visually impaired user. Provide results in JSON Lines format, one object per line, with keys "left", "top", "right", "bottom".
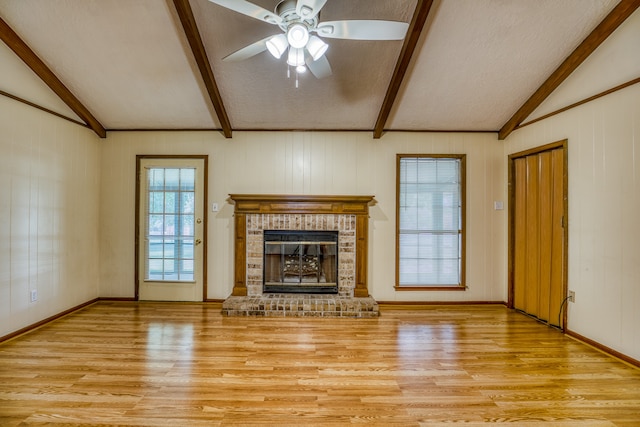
{"left": 222, "top": 194, "right": 378, "bottom": 317}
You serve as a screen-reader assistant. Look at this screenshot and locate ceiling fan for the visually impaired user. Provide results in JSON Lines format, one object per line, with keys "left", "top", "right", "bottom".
{"left": 208, "top": 0, "right": 409, "bottom": 81}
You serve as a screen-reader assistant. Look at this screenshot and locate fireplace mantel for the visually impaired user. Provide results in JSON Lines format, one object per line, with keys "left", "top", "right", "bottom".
{"left": 229, "top": 194, "right": 375, "bottom": 215}
{"left": 228, "top": 194, "right": 375, "bottom": 297}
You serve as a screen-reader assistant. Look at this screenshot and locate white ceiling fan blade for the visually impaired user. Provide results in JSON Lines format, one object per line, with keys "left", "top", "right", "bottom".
{"left": 316, "top": 20, "right": 409, "bottom": 40}
{"left": 223, "top": 36, "right": 273, "bottom": 62}
{"left": 296, "top": 0, "right": 327, "bottom": 21}
{"left": 306, "top": 54, "right": 332, "bottom": 79}
{"left": 207, "top": 0, "right": 282, "bottom": 25}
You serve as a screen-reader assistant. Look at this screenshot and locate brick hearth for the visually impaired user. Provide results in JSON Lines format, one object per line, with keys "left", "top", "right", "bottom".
{"left": 222, "top": 294, "right": 379, "bottom": 318}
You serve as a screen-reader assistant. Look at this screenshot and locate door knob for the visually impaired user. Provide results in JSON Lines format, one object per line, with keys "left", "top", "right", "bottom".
{"left": 195, "top": 239, "right": 202, "bottom": 245}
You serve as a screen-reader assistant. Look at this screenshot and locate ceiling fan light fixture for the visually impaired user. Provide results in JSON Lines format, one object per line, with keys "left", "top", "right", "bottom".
{"left": 266, "top": 34, "right": 288, "bottom": 59}
{"left": 306, "top": 35, "right": 328, "bottom": 61}
{"left": 287, "top": 47, "right": 305, "bottom": 67}
{"left": 287, "top": 23, "right": 310, "bottom": 49}
{"left": 296, "top": 65, "right": 307, "bottom": 74}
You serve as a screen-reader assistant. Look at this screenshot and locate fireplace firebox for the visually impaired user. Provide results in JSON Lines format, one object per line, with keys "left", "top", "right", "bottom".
{"left": 263, "top": 230, "right": 339, "bottom": 294}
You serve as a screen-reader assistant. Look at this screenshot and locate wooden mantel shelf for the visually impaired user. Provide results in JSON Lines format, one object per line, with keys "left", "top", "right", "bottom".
{"left": 228, "top": 194, "right": 376, "bottom": 298}
{"left": 228, "top": 194, "right": 375, "bottom": 215}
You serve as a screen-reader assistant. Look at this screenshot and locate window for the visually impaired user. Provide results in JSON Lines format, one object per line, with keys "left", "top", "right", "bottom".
{"left": 396, "top": 155, "right": 465, "bottom": 290}
{"left": 145, "top": 167, "right": 196, "bottom": 281}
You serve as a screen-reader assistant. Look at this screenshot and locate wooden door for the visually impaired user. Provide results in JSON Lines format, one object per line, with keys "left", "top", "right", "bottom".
{"left": 512, "top": 145, "right": 565, "bottom": 327}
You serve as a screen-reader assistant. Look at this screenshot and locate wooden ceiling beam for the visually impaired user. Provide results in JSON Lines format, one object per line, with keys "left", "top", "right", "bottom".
{"left": 0, "top": 16, "right": 106, "bottom": 138}
{"left": 172, "top": 0, "right": 232, "bottom": 138}
{"left": 498, "top": 0, "right": 640, "bottom": 140}
{"left": 373, "top": 0, "right": 434, "bottom": 139}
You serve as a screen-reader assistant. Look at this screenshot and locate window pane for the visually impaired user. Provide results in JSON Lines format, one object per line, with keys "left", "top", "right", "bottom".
{"left": 417, "top": 159, "right": 436, "bottom": 182}
{"left": 144, "top": 167, "right": 198, "bottom": 282}
{"left": 181, "top": 259, "right": 194, "bottom": 273}
{"left": 181, "top": 215, "right": 194, "bottom": 237}
{"left": 148, "top": 259, "right": 163, "bottom": 279}
{"left": 398, "top": 156, "right": 463, "bottom": 287}
{"left": 163, "top": 240, "right": 175, "bottom": 258}
{"left": 148, "top": 215, "right": 164, "bottom": 235}
{"left": 164, "top": 192, "right": 177, "bottom": 213}
{"left": 149, "top": 192, "right": 164, "bottom": 214}
{"left": 163, "top": 259, "right": 175, "bottom": 275}
{"left": 164, "top": 215, "right": 175, "bottom": 236}
{"left": 181, "top": 192, "right": 195, "bottom": 214}
{"left": 400, "top": 207, "right": 418, "bottom": 230}
{"left": 437, "top": 160, "right": 458, "bottom": 183}
{"left": 181, "top": 239, "right": 194, "bottom": 260}
{"left": 180, "top": 169, "right": 195, "bottom": 190}
{"left": 399, "top": 233, "right": 418, "bottom": 259}
{"left": 164, "top": 169, "right": 180, "bottom": 191}
{"left": 149, "top": 169, "right": 164, "bottom": 190}
{"left": 417, "top": 233, "right": 436, "bottom": 258}
{"left": 148, "top": 239, "right": 163, "bottom": 258}
{"left": 400, "top": 258, "right": 418, "bottom": 284}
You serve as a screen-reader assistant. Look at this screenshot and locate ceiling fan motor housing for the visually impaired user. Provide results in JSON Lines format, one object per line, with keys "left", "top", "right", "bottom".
{"left": 276, "top": 0, "right": 319, "bottom": 31}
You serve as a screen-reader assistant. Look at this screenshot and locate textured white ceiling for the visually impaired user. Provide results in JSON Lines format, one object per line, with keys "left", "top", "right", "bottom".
{"left": 528, "top": 7, "right": 640, "bottom": 122}
{"left": 0, "top": 0, "right": 624, "bottom": 134}
{"left": 388, "top": 0, "right": 619, "bottom": 131}
{"left": 0, "top": 0, "right": 220, "bottom": 129}
{"left": 192, "top": 0, "right": 416, "bottom": 130}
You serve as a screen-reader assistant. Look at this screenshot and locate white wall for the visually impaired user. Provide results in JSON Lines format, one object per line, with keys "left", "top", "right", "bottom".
{"left": 99, "top": 131, "right": 506, "bottom": 303}
{"left": 506, "top": 83, "right": 640, "bottom": 362}
{"left": 0, "top": 97, "right": 101, "bottom": 337}
{"left": 505, "top": 8, "right": 640, "bottom": 361}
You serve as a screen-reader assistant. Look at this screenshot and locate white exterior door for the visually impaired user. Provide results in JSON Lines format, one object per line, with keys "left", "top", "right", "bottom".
{"left": 138, "top": 158, "right": 205, "bottom": 301}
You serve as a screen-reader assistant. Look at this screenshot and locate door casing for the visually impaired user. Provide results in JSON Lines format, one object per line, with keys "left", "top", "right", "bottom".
{"left": 508, "top": 140, "right": 568, "bottom": 329}
{"left": 134, "top": 155, "right": 208, "bottom": 301}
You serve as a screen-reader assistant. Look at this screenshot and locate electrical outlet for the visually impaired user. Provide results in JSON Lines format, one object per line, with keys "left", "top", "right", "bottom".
{"left": 568, "top": 290, "right": 575, "bottom": 303}
{"left": 30, "top": 289, "right": 37, "bottom": 302}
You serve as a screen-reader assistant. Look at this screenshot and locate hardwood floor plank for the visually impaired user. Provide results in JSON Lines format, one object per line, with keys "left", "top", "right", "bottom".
{"left": 1, "top": 302, "right": 639, "bottom": 425}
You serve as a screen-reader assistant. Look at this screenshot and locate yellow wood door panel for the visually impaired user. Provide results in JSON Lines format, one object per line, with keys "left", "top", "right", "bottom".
{"left": 538, "top": 151, "right": 553, "bottom": 322}
{"left": 514, "top": 158, "right": 527, "bottom": 312}
{"left": 548, "top": 148, "right": 565, "bottom": 327}
{"left": 525, "top": 155, "right": 540, "bottom": 317}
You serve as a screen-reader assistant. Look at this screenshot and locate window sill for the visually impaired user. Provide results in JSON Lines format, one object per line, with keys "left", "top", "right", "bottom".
{"left": 394, "top": 285, "right": 466, "bottom": 291}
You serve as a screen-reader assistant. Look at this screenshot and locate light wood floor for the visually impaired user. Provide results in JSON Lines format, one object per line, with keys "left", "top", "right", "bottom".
{"left": 1, "top": 302, "right": 639, "bottom": 426}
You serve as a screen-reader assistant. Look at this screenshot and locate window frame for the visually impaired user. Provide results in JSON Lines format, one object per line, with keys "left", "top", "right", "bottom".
{"left": 395, "top": 154, "right": 466, "bottom": 291}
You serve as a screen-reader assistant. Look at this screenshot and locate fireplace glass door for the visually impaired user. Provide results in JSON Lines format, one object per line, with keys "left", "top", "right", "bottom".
{"left": 264, "top": 230, "right": 338, "bottom": 293}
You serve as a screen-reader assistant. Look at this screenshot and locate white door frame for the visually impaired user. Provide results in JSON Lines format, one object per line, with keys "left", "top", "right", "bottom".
{"left": 135, "top": 155, "right": 208, "bottom": 301}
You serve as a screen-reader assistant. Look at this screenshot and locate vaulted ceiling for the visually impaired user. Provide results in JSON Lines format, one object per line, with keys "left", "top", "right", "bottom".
{"left": 1, "top": 0, "right": 638, "bottom": 140}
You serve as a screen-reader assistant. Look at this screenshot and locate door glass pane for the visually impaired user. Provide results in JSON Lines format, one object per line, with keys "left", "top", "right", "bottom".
{"left": 144, "top": 167, "right": 197, "bottom": 282}
{"left": 164, "top": 192, "right": 177, "bottom": 213}
{"left": 180, "top": 169, "right": 195, "bottom": 190}
{"left": 149, "top": 192, "right": 164, "bottom": 213}
{"left": 149, "top": 169, "right": 164, "bottom": 190}
{"left": 181, "top": 192, "right": 194, "bottom": 214}
{"left": 149, "top": 215, "right": 164, "bottom": 235}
